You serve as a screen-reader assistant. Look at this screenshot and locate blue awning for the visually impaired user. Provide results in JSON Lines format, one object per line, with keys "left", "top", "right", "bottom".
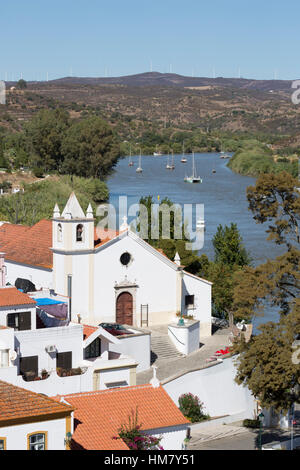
{"left": 34, "top": 297, "right": 67, "bottom": 306}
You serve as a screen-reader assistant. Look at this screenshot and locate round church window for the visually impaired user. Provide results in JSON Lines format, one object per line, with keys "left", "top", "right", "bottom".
{"left": 120, "top": 252, "right": 131, "bottom": 266}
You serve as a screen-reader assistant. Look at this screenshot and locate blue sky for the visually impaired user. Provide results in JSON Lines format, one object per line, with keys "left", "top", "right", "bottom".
{"left": 0, "top": 0, "right": 299, "bottom": 81}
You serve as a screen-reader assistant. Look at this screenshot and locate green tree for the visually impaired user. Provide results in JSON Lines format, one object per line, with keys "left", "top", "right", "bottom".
{"left": 213, "top": 223, "right": 251, "bottom": 267}
{"left": 232, "top": 171, "right": 300, "bottom": 411}
{"left": 233, "top": 172, "right": 300, "bottom": 321}
{"left": 61, "top": 117, "right": 120, "bottom": 179}
{"left": 24, "top": 108, "right": 70, "bottom": 172}
{"left": 234, "top": 309, "right": 300, "bottom": 411}
{"left": 17, "top": 79, "right": 27, "bottom": 89}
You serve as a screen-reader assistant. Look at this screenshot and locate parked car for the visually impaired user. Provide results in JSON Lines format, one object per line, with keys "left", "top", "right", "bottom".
{"left": 99, "top": 323, "right": 133, "bottom": 336}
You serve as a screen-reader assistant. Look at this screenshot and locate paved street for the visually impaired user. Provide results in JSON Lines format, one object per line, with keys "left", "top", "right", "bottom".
{"left": 188, "top": 422, "right": 300, "bottom": 450}
{"left": 189, "top": 430, "right": 257, "bottom": 450}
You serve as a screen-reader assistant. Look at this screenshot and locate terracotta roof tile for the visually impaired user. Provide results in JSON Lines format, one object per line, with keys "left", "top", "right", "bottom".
{"left": 0, "top": 380, "right": 73, "bottom": 424}
{"left": 0, "top": 220, "right": 52, "bottom": 269}
{"left": 54, "top": 385, "right": 189, "bottom": 450}
{"left": 0, "top": 287, "right": 36, "bottom": 307}
{"left": 0, "top": 220, "right": 118, "bottom": 268}
{"left": 83, "top": 324, "right": 98, "bottom": 340}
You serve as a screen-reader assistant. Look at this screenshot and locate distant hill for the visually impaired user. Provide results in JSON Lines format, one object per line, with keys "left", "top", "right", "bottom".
{"left": 7, "top": 71, "right": 295, "bottom": 93}
{"left": 2, "top": 71, "right": 300, "bottom": 141}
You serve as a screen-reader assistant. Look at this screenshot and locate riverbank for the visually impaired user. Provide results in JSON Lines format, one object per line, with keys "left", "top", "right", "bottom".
{"left": 227, "top": 139, "right": 298, "bottom": 177}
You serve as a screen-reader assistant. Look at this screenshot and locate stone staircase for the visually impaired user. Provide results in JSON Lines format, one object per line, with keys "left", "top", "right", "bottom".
{"left": 151, "top": 335, "right": 184, "bottom": 363}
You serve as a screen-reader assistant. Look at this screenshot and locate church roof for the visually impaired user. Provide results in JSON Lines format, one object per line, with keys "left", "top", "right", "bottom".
{"left": 0, "top": 217, "right": 212, "bottom": 285}
{"left": 0, "top": 219, "right": 53, "bottom": 269}
{"left": 0, "top": 220, "right": 117, "bottom": 269}
{"left": 61, "top": 192, "right": 86, "bottom": 219}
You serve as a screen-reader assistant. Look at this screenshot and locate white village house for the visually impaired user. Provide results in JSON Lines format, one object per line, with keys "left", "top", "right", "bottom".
{"left": 0, "top": 192, "right": 212, "bottom": 337}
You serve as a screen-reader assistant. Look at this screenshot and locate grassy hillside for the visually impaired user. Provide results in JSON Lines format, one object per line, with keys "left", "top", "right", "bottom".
{"left": 0, "top": 175, "right": 108, "bottom": 226}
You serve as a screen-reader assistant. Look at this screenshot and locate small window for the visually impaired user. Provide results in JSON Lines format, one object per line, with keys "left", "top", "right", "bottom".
{"left": 28, "top": 433, "right": 46, "bottom": 450}
{"left": 7, "top": 312, "right": 31, "bottom": 331}
{"left": 105, "top": 381, "right": 128, "bottom": 389}
{"left": 57, "top": 351, "right": 72, "bottom": 370}
{"left": 57, "top": 223, "right": 62, "bottom": 242}
{"left": 0, "top": 350, "right": 9, "bottom": 368}
{"left": 76, "top": 224, "right": 84, "bottom": 242}
{"left": 185, "top": 295, "right": 195, "bottom": 308}
{"left": 120, "top": 252, "right": 131, "bottom": 266}
{"left": 0, "top": 438, "right": 6, "bottom": 450}
{"left": 85, "top": 337, "right": 101, "bottom": 359}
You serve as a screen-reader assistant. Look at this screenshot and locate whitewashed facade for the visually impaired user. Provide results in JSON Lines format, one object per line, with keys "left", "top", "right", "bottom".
{"left": 3, "top": 193, "right": 212, "bottom": 337}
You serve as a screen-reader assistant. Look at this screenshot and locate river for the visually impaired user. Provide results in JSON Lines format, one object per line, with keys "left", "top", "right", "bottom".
{"left": 107, "top": 152, "right": 283, "bottom": 330}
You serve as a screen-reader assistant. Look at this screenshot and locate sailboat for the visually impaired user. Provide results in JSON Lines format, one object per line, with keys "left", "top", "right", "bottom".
{"left": 136, "top": 151, "right": 143, "bottom": 173}
{"left": 169, "top": 151, "right": 175, "bottom": 170}
{"left": 181, "top": 143, "right": 187, "bottom": 163}
{"left": 128, "top": 147, "right": 134, "bottom": 166}
{"left": 166, "top": 153, "right": 171, "bottom": 169}
{"left": 153, "top": 145, "right": 163, "bottom": 156}
{"left": 184, "top": 153, "right": 202, "bottom": 183}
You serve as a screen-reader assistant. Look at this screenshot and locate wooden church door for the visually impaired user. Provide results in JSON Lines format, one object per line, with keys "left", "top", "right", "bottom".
{"left": 116, "top": 292, "right": 133, "bottom": 325}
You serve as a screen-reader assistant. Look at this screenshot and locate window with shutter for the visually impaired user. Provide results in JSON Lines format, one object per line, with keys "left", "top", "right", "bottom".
{"left": 7, "top": 312, "right": 31, "bottom": 331}
{"left": 84, "top": 338, "right": 101, "bottom": 359}
{"left": 19, "top": 356, "right": 38, "bottom": 379}
{"left": 185, "top": 295, "right": 195, "bottom": 308}
{"left": 56, "top": 351, "right": 72, "bottom": 370}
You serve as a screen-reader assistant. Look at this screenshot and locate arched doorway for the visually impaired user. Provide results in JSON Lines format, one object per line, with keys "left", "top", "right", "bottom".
{"left": 116, "top": 292, "right": 133, "bottom": 325}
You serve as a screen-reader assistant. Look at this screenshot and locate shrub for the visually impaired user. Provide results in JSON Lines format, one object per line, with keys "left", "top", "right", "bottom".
{"left": 114, "top": 408, "right": 164, "bottom": 450}
{"left": 178, "top": 393, "right": 210, "bottom": 423}
{"left": 243, "top": 418, "right": 260, "bottom": 429}
{"left": 32, "top": 167, "right": 44, "bottom": 178}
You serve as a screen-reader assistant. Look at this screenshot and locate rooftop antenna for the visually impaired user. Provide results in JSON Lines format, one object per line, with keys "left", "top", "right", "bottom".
{"left": 46, "top": 71, "right": 49, "bottom": 82}
{"left": 212, "top": 67, "right": 216, "bottom": 79}
{"left": 150, "top": 60, "right": 153, "bottom": 72}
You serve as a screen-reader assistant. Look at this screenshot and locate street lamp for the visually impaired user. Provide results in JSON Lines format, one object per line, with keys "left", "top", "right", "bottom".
{"left": 258, "top": 412, "right": 264, "bottom": 450}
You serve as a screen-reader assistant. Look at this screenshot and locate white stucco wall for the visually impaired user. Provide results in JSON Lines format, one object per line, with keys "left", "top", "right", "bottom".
{"left": 168, "top": 321, "right": 200, "bottom": 355}
{"left": 182, "top": 272, "right": 212, "bottom": 337}
{"left": 163, "top": 357, "right": 256, "bottom": 420}
{"left": 0, "top": 305, "right": 36, "bottom": 330}
{"left": 109, "top": 331, "right": 151, "bottom": 372}
{"left": 5, "top": 260, "right": 52, "bottom": 290}
{"left": 14, "top": 323, "right": 84, "bottom": 375}
{"left": 92, "top": 235, "right": 178, "bottom": 326}
{"left": 4, "top": 228, "right": 212, "bottom": 337}
{"left": 0, "top": 417, "right": 67, "bottom": 450}
{"left": 144, "top": 424, "right": 188, "bottom": 450}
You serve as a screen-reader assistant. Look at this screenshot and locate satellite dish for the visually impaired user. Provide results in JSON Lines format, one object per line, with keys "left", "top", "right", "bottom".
{"left": 10, "top": 350, "right": 17, "bottom": 361}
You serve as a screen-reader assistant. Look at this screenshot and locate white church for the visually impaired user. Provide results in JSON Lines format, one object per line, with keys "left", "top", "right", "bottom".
{"left": 0, "top": 193, "right": 212, "bottom": 337}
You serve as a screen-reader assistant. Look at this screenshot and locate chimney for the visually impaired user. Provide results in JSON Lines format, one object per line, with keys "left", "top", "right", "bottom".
{"left": 150, "top": 366, "right": 160, "bottom": 388}
{"left": 0, "top": 253, "right": 6, "bottom": 287}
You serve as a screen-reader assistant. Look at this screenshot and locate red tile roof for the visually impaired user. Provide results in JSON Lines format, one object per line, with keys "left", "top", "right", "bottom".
{"left": 0, "top": 221, "right": 118, "bottom": 268}
{"left": 0, "top": 287, "right": 36, "bottom": 307}
{"left": 0, "top": 380, "right": 73, "bottom": 424}
{"left": 83, "top": 324, "right": 98, "bottom": 340}
{"left": 54, "top": 385, "right": 189, "bottom": 450}
{"left": 0, "top": 220, "right": 52, "bottom": 269}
